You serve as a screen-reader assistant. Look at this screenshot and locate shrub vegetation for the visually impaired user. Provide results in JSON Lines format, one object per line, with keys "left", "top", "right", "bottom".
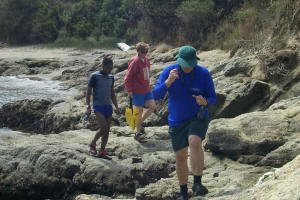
{"left": 0, "top": 0, "right": 298, "bottom": 49}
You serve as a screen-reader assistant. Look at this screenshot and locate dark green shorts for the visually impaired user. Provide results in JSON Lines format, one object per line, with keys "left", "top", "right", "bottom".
{"left": 168, "top": 117, "right": 210, "bottom": 152}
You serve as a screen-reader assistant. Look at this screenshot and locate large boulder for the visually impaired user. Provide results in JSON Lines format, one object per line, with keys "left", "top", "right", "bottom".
{"left": 212, "top": 78, "right": 270, "bottom": 119}
{"left": 211, "top": 154, "right": 300, "bottom": 200}
{"left": 256, "top": 137, "right": 300, "bottom": 167}
{"left": 134, "top": 152, "right": 268, "bottom": 200}
{"left": 0, "top": 126, "right": 174, "bottom": 200}
{"left": 205, "top": 97, "right": 300, "bottom": 165}
{"left": 0, "top": 99, "right": 52, "bottom": 132}
{"left": 1, "top": 46, "right": 300, "bottom": 200}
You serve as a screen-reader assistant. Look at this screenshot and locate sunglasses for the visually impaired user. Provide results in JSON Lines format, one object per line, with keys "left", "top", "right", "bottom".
{"left": 140, "top": 50, "right": 148, "bottom": 54}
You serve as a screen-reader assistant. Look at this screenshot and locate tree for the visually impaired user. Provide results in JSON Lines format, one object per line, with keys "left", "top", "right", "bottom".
{"left": 95, "top": 0, "right": 126, "bottom": 37}
{"left": 0, "top": 0, "right": 41, "bottom": 44}
{"left": 65, "top": 0, "right": 100, "bottom": 39}
{"left": 175, "top": 0, "right": 216, "bottom": 42}
{"left": 137, "top": 0, "right": 182, "bottom": 42}
{"left": 31, "top": 2, "right": 60, "bottom": 43}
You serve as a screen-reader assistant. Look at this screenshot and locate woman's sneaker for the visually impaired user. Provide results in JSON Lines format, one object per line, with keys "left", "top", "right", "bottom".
{"left": 89, "top": 144, "right": 97, "bottom": 156}
{"left": 192, "top": 183, "right": 208, "bottom": 196}
{"left": 98, "top": 151, "right": 112, "bottom": 160}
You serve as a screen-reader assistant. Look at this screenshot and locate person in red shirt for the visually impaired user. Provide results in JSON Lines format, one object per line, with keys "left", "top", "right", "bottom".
{"left": 124, "top": 42, "right": 156, "bottom": 143}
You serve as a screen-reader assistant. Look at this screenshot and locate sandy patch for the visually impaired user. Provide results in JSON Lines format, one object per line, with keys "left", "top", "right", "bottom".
{"left": 0, "top": 46, "right": 85, "bottom": 60}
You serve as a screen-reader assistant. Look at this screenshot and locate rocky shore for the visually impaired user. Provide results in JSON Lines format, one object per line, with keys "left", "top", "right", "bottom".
{"left": 0, "top": 42, "right": 300, "bottom": 200}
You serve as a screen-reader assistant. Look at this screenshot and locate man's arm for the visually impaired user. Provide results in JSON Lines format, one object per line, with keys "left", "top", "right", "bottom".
{"left": 111, "top": 83, "right": 120, "bottom": 113}
{"left": 153, "top": 68, "right": 178, "bottom": 100}
{"left": 85, "top": 87, "right": 92, "bottom": 115}
{"left": 204, "top": 72, "right": 217, "bottom": 106}
{"left": 124, "top": 61, "right": 137, "bottom": 96}
{"left": 192, "top": 72, "right": 216, "bottom": 106}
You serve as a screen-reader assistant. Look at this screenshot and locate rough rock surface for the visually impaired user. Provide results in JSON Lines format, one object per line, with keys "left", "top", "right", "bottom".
{"left": 205, "top": 99, "right": 300, "bottom": 165}
{"left": 0, "top": 126, "right": 174, "bottom": 200}
{"left": 0, "top": 45, "right": 300, "bottom": 200}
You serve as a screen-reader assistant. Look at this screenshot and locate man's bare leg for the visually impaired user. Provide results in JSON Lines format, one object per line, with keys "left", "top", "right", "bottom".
{"left": 176, "top": 147, "right": 189, "bottom": 200}
{"left": 136, "top": 100, "right": 156, "bottom": 132}
{"left": 99, "top": 116, "right": 112, "bottom": 152}
{"left": 91, "top": 112, "right": 108, "bottom": 145}
{"left": 175, "top": 147, "right": 189, "bottom": 185}
{"left": 189, "top": 135, "right": 204, "bottom": 175}
{"left": 189, "top": 135, "right": 208, "bottom": 195}
{"left": 140, "top": 99, "right": 156, "bottom": 123}
{"left": 135, "top": 106, "right": 144, "bottom": 133}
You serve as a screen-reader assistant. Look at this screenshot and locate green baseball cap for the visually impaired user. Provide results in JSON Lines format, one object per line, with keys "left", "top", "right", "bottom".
{"left": 175, "top": 46, "right": 200, "bottom": 68}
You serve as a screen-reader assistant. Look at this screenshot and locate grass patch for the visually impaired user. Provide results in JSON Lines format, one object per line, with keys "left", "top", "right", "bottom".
{"left": 40, "top": 36, "right": 122, "bottom": 50}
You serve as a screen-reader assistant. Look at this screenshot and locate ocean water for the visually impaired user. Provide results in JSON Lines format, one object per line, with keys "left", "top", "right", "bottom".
{"left": 0, "top": 76, "right": 77, "bottom": 107}
{"left": 0, "top": 127, "right": 14, "bottom": 132}
{"left": 0, "top": 76, "right": 78, "bottom": 131}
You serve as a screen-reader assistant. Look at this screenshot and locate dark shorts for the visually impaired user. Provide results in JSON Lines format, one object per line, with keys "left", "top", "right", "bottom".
{"left": 93, "top": 105, "right": 113, "bottom": 118}
{"left": 132, "top": 92, "right": 154, "bottom": 106}
{"left": 168, "top": 117, "right": 210, "bottom": 152}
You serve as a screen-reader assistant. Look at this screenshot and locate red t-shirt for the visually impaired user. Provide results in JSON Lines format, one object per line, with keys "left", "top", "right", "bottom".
{"left": 124, "top": 55, "right": 150, "bottom": 94}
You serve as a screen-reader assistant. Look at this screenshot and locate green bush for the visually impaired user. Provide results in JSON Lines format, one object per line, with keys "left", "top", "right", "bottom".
{"left": 73, "top": 19, "right": 93, "bottom": 39}
{"left": 267, "top": 1, "right": 281, "bottom": 13}
{"left": 98, "top": 36, "right": 120, "bottom": 48}
{"left": 65, "top": 0, "right": 99, "bottom": 38}
{"left": 176, "top": 0, "right": 215, "bottom": 25}
{"left": 236, "top": 8, "right": 252, "bottom": 23}
{"left": 0, "top": 0, "right": 63, "bottom": 44}
{"left": 175, "top": 0, "right": 216, "bottom": 42}
{"left": 1, "top": 0, "right": 296, "bottom": 50}
{"left": 32, "top": 2, "right": 59, "bottom": 43}
{"left": 42, "top": 35, "right": 120, "bottom": 50}
{"left": 0, "top": 0, "right": 41, "bottom": 44}
{"left": 124, "top": 27, "right": 138, "bottom": 43}
{"left": 136, "top": 18, "right": 154, "bottom": 43}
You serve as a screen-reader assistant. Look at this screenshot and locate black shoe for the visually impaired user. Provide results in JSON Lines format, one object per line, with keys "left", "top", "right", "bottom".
{"left": 192, "top": 183, "right": 208, "bottom": 196}
{"left": 176, "top": 195, "right": 188, "bottom": 200}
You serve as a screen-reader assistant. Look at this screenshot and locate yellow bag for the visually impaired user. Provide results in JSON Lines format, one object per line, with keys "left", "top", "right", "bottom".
{"left": 125, "top": 98, "right": 139, "bottom": 131}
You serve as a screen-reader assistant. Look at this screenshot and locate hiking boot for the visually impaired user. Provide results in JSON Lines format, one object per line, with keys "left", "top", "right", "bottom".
{"left": 176, "top": 195, "right": 188, "bottom": 200}
{"left": 192, "top": 183, "right": 208, "bottom": 196}
{"left": 98, "top": 151, "right": 112, "bottom": 160}
{"left": 89, "top": 144, "right": 97, "bottom": 156}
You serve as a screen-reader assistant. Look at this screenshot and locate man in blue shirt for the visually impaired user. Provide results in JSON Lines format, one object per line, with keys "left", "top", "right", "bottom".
{"left": 86, "top": 57, "right": 120, "bottom": 160}
{"left": 153, "top": 46, "right": 217, "bottom": 199}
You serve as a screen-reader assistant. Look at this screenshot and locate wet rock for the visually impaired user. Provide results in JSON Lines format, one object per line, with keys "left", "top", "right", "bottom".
{"left": 0, "top": 99, "right": 52, "bottom": 133}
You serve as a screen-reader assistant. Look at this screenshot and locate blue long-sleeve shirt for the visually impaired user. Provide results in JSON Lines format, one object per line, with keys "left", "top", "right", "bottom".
{"left": 153, "top": 63, "right": 217, "bottom": 127}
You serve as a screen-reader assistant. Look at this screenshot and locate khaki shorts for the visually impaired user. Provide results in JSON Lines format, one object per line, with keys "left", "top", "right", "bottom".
{"left": 168, "top": 117, "right": 210, "bottom": 152}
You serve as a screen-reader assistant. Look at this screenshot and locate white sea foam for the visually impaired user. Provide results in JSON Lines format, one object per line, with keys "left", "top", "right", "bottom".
{"left": 0, "top": 76, "right": 77, "bottom": 107}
